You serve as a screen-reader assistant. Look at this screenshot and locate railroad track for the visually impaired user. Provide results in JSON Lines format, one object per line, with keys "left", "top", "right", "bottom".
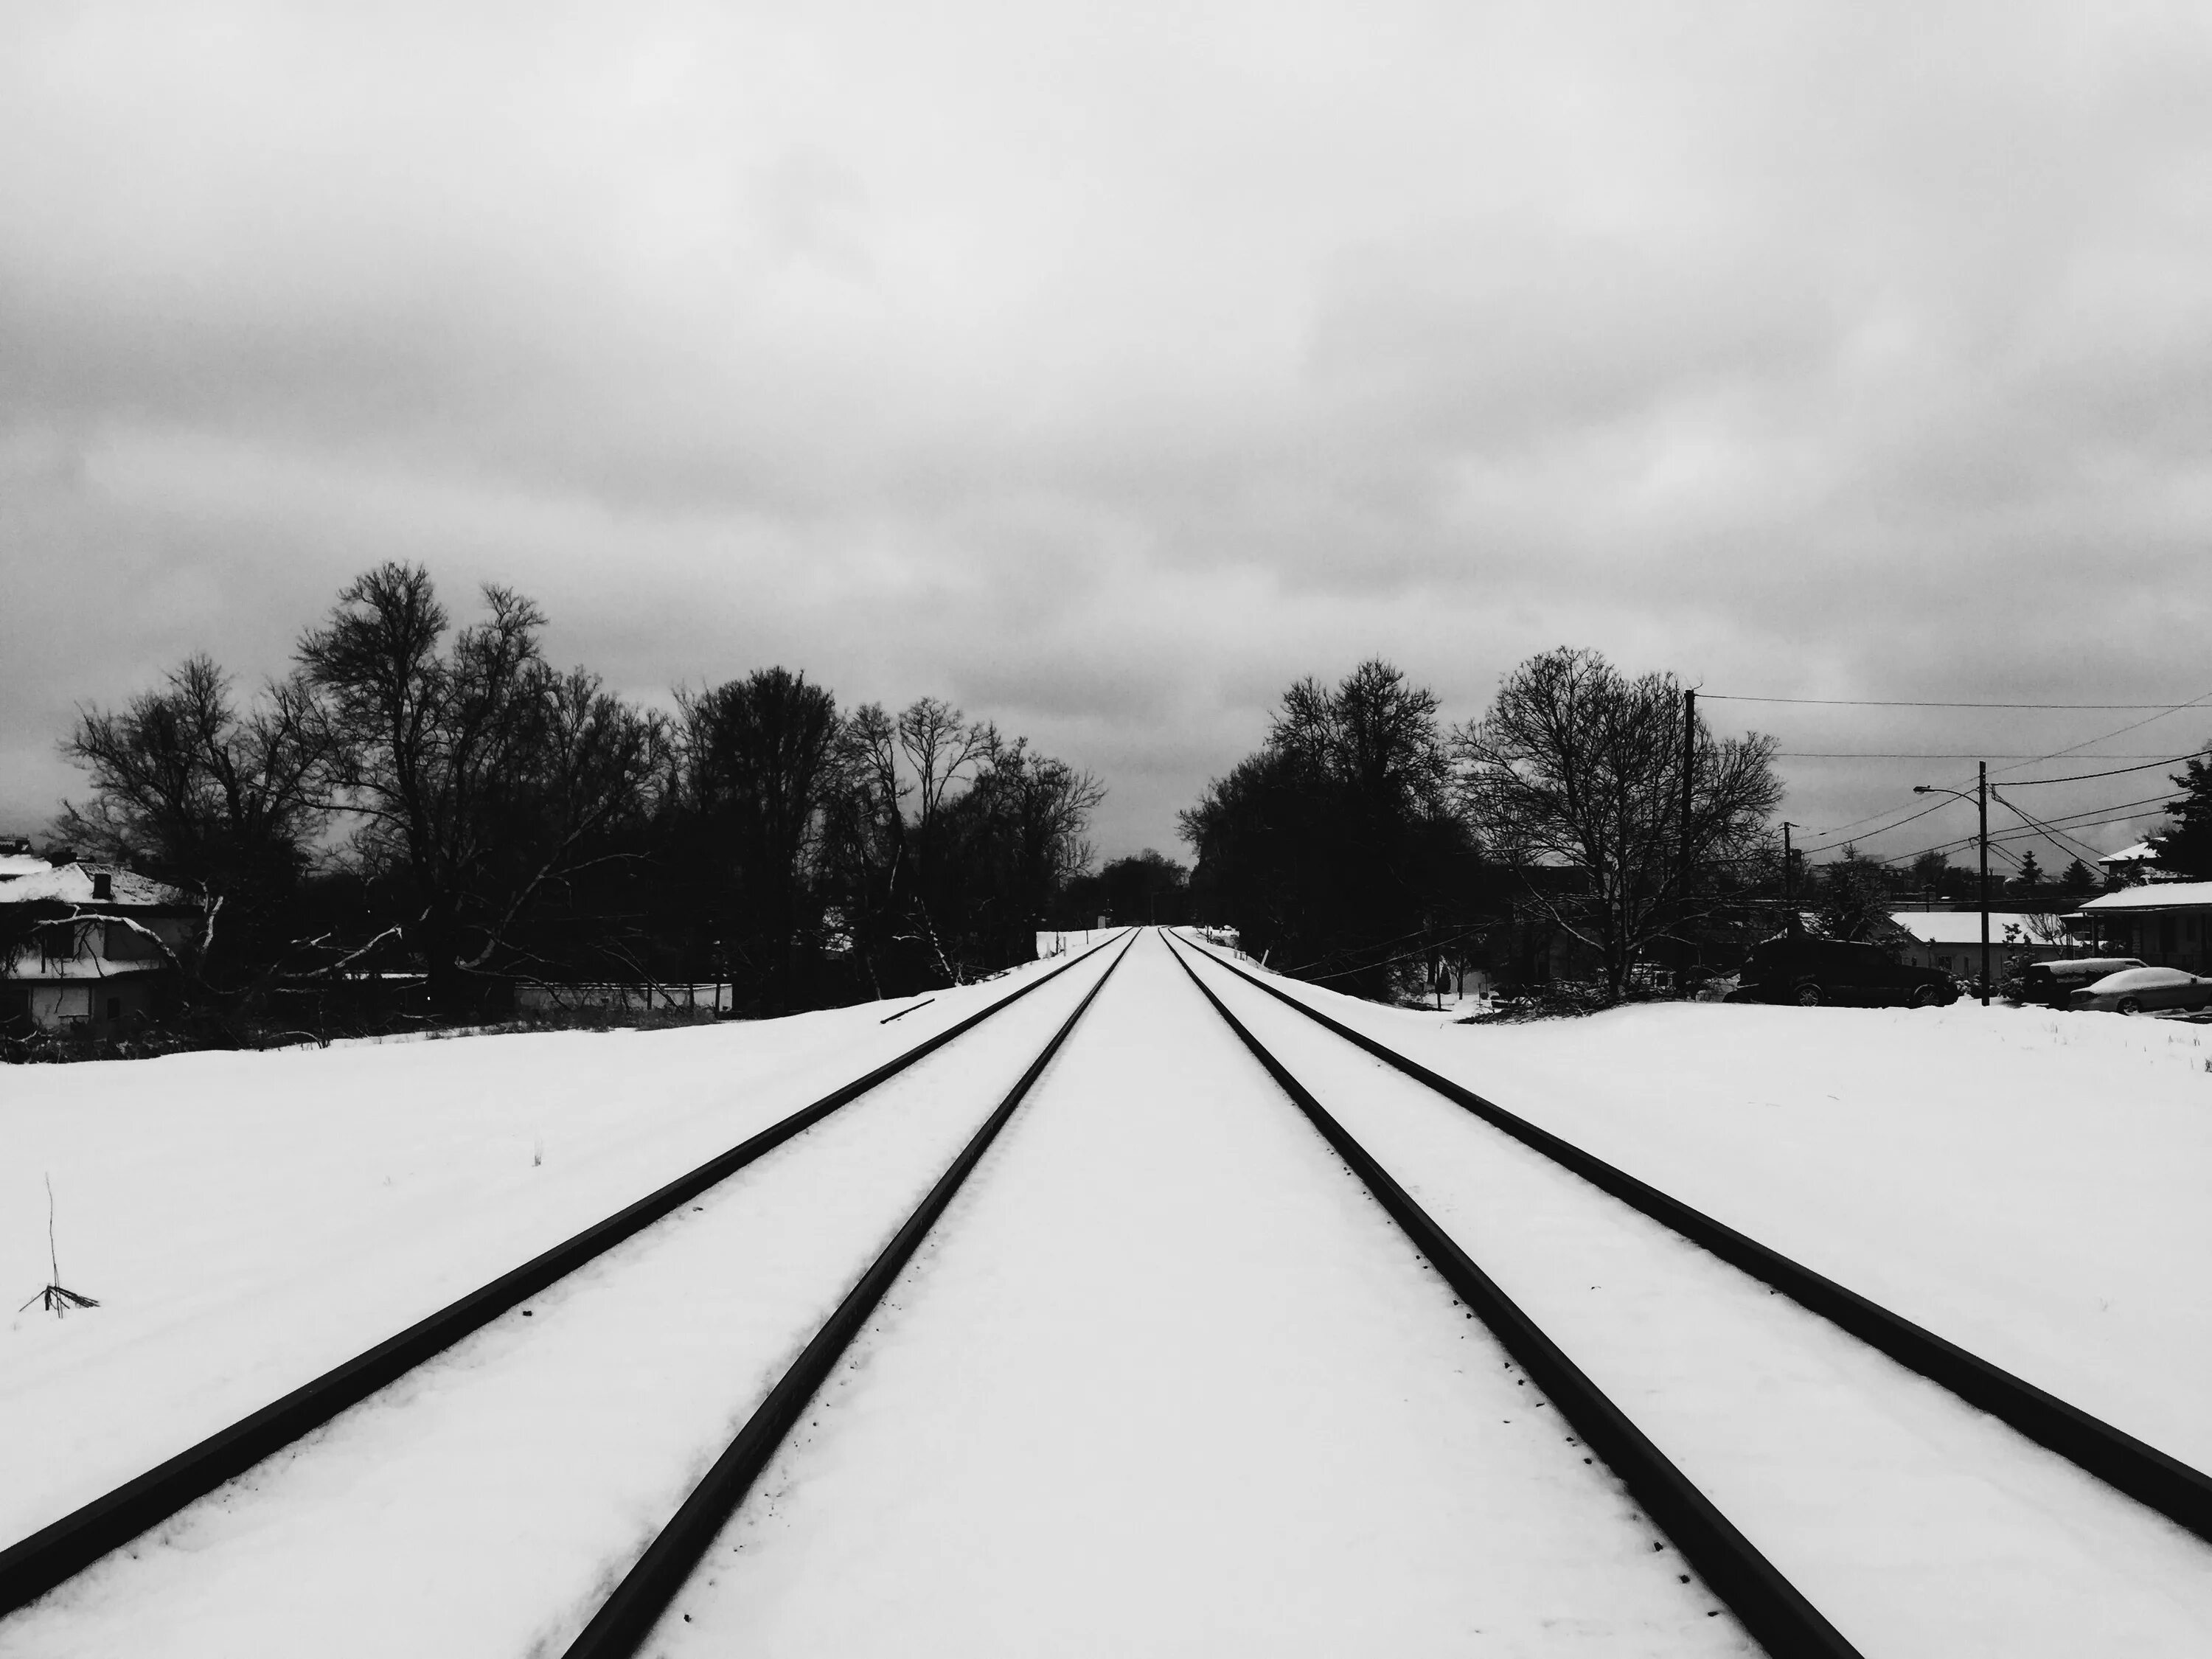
{"left": 1164, "top": 928, "right": 2212, "bottom": 1656}
{"left": 12, "top": 925, "right": 2209, "bottom": 1655}
{"left": 560, "top": 929, "right": 1134, "bottom": 1657}
{"left": 0, "top": 928, "right": 1134, "bottom": 1636}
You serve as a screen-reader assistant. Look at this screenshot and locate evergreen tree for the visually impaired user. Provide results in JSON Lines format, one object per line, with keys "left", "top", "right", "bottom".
{"left": 2149, "top": 749, "right": 2212, "bottom": 879}
{"left": 1814, "top": 847, "right": 1899, "bottom": 942}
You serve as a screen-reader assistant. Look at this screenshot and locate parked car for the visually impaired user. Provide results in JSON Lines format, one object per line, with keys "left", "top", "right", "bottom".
{"left": 2017, "top": 957, "right": 2146, "bottom": 1007}
{"left": 2066, "top": 966, "right": 2212, "bottom": 1015}
{"left": 1725, "top": 937, "right": 1960, "bottom": 1008}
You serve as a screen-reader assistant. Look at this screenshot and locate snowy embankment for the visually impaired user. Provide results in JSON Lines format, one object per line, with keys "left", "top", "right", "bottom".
{"left": 1186, "top": 939, "right": 2212, "bottom": 1474}
{"left": 1, "top": 945, "right": 1129, "bottom": 1658}
{"left": 0, "top": 950, "right": 1103, "bottom": 1561}
{"left": 1184, "top": 942, "right": 2212, "bottom": 1658}
{"left": 1034, "top": 926, "right": 1121, "bottom": 958}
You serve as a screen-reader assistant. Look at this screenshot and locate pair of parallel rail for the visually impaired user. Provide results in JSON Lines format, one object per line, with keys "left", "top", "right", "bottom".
{"left": 5, "top": 926, "right": 2208, "bottom": 1658}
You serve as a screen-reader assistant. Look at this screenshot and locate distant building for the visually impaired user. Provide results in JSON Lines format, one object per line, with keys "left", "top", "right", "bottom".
{"left": 2097, "top": 839, "right": 2177, "bottom": 882}
{"left": 1887, "top": 911, "right": 2067, "bottom": 975}
{"left": 2076, "top": 882, "right": 2212, "bottom": 973}
{"left": 0, "top": 841, "right": 201, "bottom": 1035}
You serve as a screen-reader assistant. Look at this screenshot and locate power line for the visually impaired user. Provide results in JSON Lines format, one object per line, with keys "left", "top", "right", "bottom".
{"left": 1778, "top": 695, "right": 2210, "bottom": 850}
{"left": 1708, "top": 694, "right": 2199, "bottom": 709}
{"left": 1995, "top": 750, "right": 2205, "bottom": 787}
{"left": 1989, "top": 789, "right": 2112, "bottom": 868}
{"left": 1798, "top": 794, "right": 1950, "bottom": 854}
{"left": 1827, "top": 788, "right": 2178, "bottom": 872}
{"left": 1798, "top": 798, "right": 1939, "bottom": 839}
{"left": 1987, "top": 690, "right": 2212, "bottom": 783}
{"left": 1778, "top": 751, "right": 2179, "bottom": 761}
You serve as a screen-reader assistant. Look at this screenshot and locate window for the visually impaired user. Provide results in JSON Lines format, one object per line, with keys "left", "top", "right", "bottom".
{"left": 106, "top": 996, "right": 122, "bottom": 1022}
{"left": 29, "top": 985, "right": 92, "bottom": 1027}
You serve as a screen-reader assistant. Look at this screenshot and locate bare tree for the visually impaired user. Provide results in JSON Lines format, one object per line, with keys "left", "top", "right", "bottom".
{"left": 1456, "top": 647, "right": 1781, "bottom": 1000}
{"left": 57, "top": 654, "right": 326, "bottom": 993}
{"left": 897, "top": 697, "right": 990, "bottom": 840}
{"left": 892, "top": 697, "right": 992, "bottom": 977}
{"left": 821, "top": 702, "right": 910, "bottom": 994}
{"left": 297, "top": 563, "right": 668, "bottom": 1010}
{"left": 949, "top": 734, "right": 1105, "bottom": 969}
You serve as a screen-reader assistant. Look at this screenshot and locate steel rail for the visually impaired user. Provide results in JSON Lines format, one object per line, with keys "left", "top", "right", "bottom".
{"left": 0, "top": 930, "right": 1133, "bottom": 1618}
{"left": 1167, "top": 931, "right": 2212, "bottom": 1546}
{"left": 561, "top": 928, "right": 1138, "bottom": 1658}
{"left": 1166, "top": 938, "right": 1863, "bottom": 1658}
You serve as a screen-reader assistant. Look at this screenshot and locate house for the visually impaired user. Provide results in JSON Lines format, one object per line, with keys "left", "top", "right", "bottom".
{"left": 1887, "top": 911, "right": 2067, "bottom": 976}
{"left": 2096, "top": 840, "right": 2183, "bottom": 883}
{"left": 0, "top": 844, "right": 201, "bottom": 1036}
{"left": 2075, "top": 882, "right": 2212, "bottom": 973}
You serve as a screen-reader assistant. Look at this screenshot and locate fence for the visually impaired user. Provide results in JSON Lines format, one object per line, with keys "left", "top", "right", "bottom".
{"left": 513, "top": 981, "right": 731, "bottom": 1014}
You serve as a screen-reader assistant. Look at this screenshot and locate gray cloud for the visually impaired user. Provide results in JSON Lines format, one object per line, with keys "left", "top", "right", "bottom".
{"left": 5, "top": 0, "right": 2212, "bottom": 866}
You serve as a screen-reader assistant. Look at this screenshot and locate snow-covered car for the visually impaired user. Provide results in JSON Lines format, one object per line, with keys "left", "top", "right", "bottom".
{"left": 2017, "top": 956, "right": 2146, "bottom": 1006}
{"left": 2066, "top": 965, "right": 2212, "bottom": 1015}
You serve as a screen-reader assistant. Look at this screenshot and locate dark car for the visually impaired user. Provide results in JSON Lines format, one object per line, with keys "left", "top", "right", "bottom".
{"left": 1726, "top": 937, "right": 1960, "bottom": 1008}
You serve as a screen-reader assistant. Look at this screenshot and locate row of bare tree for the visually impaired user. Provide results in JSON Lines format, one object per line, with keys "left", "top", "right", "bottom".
{"left": 56, "top": 564, "right": 1102, "bottom": 1022}
{"left": 1180, "top": 650, "right": 1784, "bottom": 1001}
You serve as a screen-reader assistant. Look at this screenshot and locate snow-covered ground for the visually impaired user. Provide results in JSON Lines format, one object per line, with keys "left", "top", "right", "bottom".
{"left": 6, "top": 925, "right": 2208, "bottom": 1655}
{"left": 1176, "top": 936, "right": 2212, "bottom": 1658}
{"left": 1175, "top": 936, "right": 2212, "bottom": 1475}
{"left": 0, "top": 945, "right": 1120, "bottom": 1569}
{"left": 1034, "top": 927, "right": 1123, "bottom": 958}
{"left": 645, "top": 928, "right": 1753, "bottom": 1656}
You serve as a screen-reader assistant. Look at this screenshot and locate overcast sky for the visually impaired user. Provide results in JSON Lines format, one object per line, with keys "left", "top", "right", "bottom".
{"left": 6, "top": 1, "right": 2211, "bottom": 874}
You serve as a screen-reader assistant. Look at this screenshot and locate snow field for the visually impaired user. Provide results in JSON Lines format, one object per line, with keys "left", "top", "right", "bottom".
{"left": 647, "top": 929, "right": 1756, "bottom": 1658}
{"left": 0, "top": 942, "right": 1125, "bottom": 1656}
{"left": 1179, "top": 939, "right": 2212, "bottom": 1656}
{"left": 1035, "top": 928, "right": 1124, "bottom": 959}
{"left": 1177, "top": 935, "right": 2212, "bottom": 1473}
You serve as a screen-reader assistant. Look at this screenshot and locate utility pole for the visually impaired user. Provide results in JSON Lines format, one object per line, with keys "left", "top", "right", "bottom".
{"left": 1679, "top": 687, "right": 1697, "bottom": 988}
{"left": 1978, "top": 760, "right": 1991, "bottom": 1006}
{"left": 1778, "top": 818, "right": 1796, "bottom": 938}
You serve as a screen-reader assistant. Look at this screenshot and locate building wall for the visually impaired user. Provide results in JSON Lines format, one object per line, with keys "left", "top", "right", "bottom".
{"left": 2088, "top": 910, "right": 2211, "bottom": 973}
{"left": 1896, "top": 934, "right": 2063, "bottom": 975}
{"left": 21, "top": 974, "right": 161, "bottom": 1035}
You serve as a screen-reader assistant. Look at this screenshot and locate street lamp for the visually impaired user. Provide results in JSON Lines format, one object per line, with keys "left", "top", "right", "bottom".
{"left": 1914, "top": 762, "right": 1990, "bottom": 1006}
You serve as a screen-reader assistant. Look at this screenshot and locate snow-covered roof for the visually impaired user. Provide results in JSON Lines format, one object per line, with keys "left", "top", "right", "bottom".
{"left": 2098, "top": 841, "right": 2160, "bottom": 866}
{"left": 0, "top": 863, "right": 190, "bottom": 908}
{"left": 1888, "top": 911, "right": 2065, "bottom": 946}
{"left": 1, "top": 950, "right": 167, "bottom": 981}
{"left": 2079, "top": 881, "right": 2212, "bottom": 913}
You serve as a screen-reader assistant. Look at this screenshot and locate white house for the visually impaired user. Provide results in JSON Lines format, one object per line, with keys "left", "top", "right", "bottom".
{"left": 0, "top": 848, "right": 199, "bottom": 1036}
{"left": 1887, "top": 911, "right": 2067, "bottom": 975}
{"left": 2076, "top": 882, "right": 2212, "bottom": 973}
